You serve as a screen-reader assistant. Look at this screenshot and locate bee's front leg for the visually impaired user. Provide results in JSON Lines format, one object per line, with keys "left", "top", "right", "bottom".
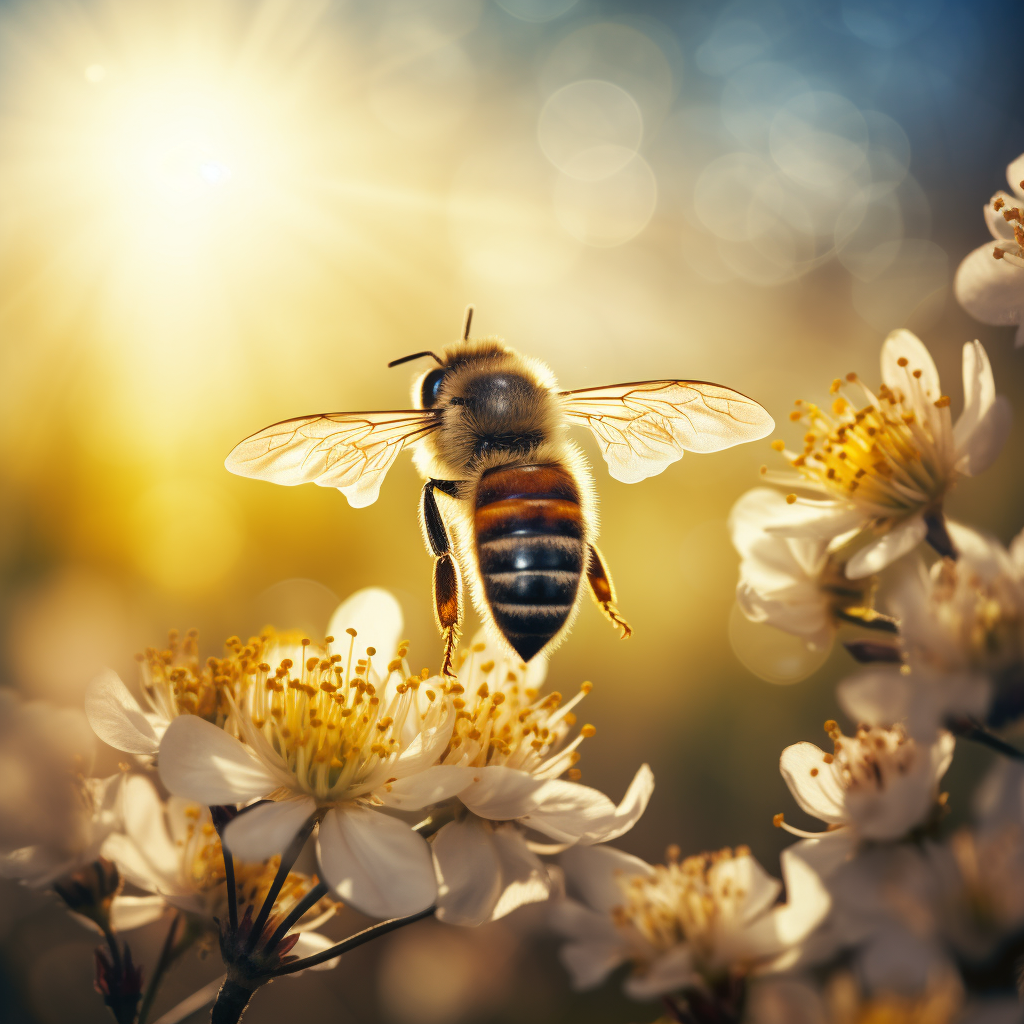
{"left": 586, "top": 543, "right": 633, "bottom": 640}
{"left": 421, "top": 480, "right": 465, "bottom": 676}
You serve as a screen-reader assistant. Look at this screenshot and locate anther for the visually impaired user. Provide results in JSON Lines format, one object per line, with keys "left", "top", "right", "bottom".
{"left": 581, "top": 724, "right": 596, "bottom": 738}
{"left": 773, "top": 813, "right": 784, "bottom": 828}
{"left": 771, "top": 439, "right": 785, "bottom": 451}
{"left": 786, "top": 494, "right": 797, "bottom": 504}
{"left": 346, "top": 628, "right": 357, "bottom": 637}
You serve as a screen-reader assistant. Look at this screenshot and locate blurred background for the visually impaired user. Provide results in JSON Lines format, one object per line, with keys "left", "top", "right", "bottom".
{"left": 1, "top": 0, "right": 1023, "bottom": 1020}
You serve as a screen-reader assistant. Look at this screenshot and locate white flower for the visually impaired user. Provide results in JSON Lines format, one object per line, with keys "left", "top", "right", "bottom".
{"left": 387, "top": 633, "right": 654, "bottom": 927}
{"left": 550, "top": 842, "right": 830, "bottom": 1002}
{"left": 764, "top": 330, "right": 1011, "bottom": 580}
{"left": 891, "top": 521, "right": 1024, "bottom": 727}
{"left": 85, "top": 588, "right": 403, "bottom": 757}
{"left": 729, "top": 488, "right": 878, "bottom": 651}
{"left": 0, "top": 689, "right": 124, "bottom": 887}
{"left": 101, "top": 775, "right": 338, "bottom": 967}
{"left": 777, "top": 720, "right": 954, "bottom": 844}
{"left": 955, "top": 153, "right": 1024, "bottom": 346}
{"left": 157, "top": 591, "right": 453, "bottom": 920}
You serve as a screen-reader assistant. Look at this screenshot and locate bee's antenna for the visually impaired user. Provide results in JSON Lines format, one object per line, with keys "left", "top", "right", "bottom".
{"left": 387, "top": 351, "right": 444, "bottom": 369}
{"left": 462, "top": 305, "right": 474, "bottom": 341}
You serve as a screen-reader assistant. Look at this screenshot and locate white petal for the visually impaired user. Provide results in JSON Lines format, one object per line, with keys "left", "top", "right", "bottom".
{"left": 317, "top": 805, "right": 436, "bottom": 919}
{"left": 779, "top": 743, "right": 848, "bottom": 826}
{"left": 109, "top": 895, "right": 168, "bottom": 931}
{"left": 560, "top": 844, "right": 653, "bottom": 913}
{"left": 158, "top": 715, "right": 279, "bottom": 805}
{"left": 516, "top": 780, "right": 617, "bottom": 843}
{"left": 1007, "top": 153, "right": 1024, "bottom": 198}
{"left": 432, "top": 817, "right": 502, "bottom": 926}
{"left": 845, "top": 516, "right": 927, "bottom": 579}
{"left": 287, "top": 931, "right": 340, "bottom": 972}
{"left": 763, "top": 503, "right": 864, "bottom": 541}
{"left": 881, "top": 329, "right": 940, "bottom": 396}
{"left": 458, "top": 766, "right": 547, "bottom": 820}
{"left": 327, "top": 588, "right": 403, "bottom": 662}
{"left": 624, "top": 945, "right": 700, "bottom": 999}
{"left": 955, "top": 395, "right": 1012, "bottom": 477}
{"left": 85, "top": 670, "right": 161, "bottom": 755}
{"left": 954, "top": 242, "right": 1024, "bottom": 326}
{"left": 121, "top": 775, "right": 179, "bottom": 882}
{"left": 577, "top": 763, "right": 655, "bottom": 844}
{"left": 984, "top": 192, "right": 1021, "bottom": 241}
{"left": 489, "top": 825, "right": 552, "bottom": 921}
{"left": 379, "top": 765, "right": 476, "bottom": 811}
{"left": 771, "top": 844, "right": 832, "bottom": 946}
{"left": 222, "top": 797, "right": 316, "bottom": 861}
{"left": 954, "top": 340, "right": 997, "bottom": 448}
{"left": 558, "top": 935, "right": 629, "bottom": 991}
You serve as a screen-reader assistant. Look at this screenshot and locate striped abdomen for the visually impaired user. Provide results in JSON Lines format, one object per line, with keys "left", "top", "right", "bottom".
{"left": 474, "top": 463, "right": 585, "bottom": 662}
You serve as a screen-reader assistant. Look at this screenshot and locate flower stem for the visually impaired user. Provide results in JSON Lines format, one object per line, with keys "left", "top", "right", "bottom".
{"left": 261, "top": 881, "right": 329, "bottom": 955}
{"left": 136, "top": 913, "right": 184, "bottom": 1024}
{"left": 209, "top": 977, "right": 257, "bottom": 1024}
{"left": 272, "top": 906, "right": 436, "bottom": 977}
{"left": 954, "top": 718, "right": 1024, "bottom": 760}
{"left": 245, "top": 813, "right": 319, "bottom": 953}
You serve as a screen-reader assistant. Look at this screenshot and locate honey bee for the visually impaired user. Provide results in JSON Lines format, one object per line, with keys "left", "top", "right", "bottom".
{"left": 225, "top": 309, "right": 774, "bottom": 671}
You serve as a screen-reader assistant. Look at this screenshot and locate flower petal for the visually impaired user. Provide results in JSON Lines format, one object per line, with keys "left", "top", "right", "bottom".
{"left": 779, "top": 743, "right": 848, "bottom": 826}
{"left": 559, "top": 936, "right": 631, "bottom": 991}
{"left": 379, "top": 765, "right": 476, "bottom": 811}
{"left": 223, "top": 797, "right": 316, "bottom": 861}
{"left": 1007, "top": 153, "right": 1024, "bottom": 199}
{"left": 85, "top": 670, "right": 161, "bottom": 755}
{"left": 516, "top": 780, "right": 617, "bottom": 843}
{"left": 954, "top": 340, "right": 997, "bottom": 446}
{"left": 432, "top": 817, "right": 502, "bottom": 927}
{"left": 560, "top": 843, "right": 653, "bottom": 913}
{"left": 845, "top": 516, "right": 927, "bottom": 579}
{"left": 489, "top": 825, "right": 552, "bottom": 921}
{"left": 956, "top": 395, "right": 1012, "bottom": 477}
{"left": 109, "top": 895, "right": 168, "bottom": 931}
{"left": 577, "top": 763, "right": 655, "bottom": 845}
{"left": 158, "top": 715, "right": 279, "bottom": 805}
{"left": 116, "top": 775, "right": 180, "bottom": 884}
{"left": 624, "top": 945, "right": 700, "bottom": 999}
{"left": 317, "top": 804, "right": 436, "bottom": 919}
{"left": 954, "top": 242, "right": 1024, "bottom": 327}
{"left": 881, "top": 329, "right": 940, "bottom": 396}
{"left": 984, "top": 192, "right": 1021, "bottom": 241}
{"left": 327, "top": 588, "right": 403, "bottom": 662}
{"left": 458, "top": 766, "right": 548, "bottom": 820}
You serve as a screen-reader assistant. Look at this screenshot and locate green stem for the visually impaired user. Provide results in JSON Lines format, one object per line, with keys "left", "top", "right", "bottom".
{"left": 209, "top": 978, "right": 257, "bottom": 1024}
{"left": 272, "top": 906, "right": 436, "bottom": 977}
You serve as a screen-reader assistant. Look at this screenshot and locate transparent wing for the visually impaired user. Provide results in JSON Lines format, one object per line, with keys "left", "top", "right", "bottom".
{"left": 225, "top": 409, "right": 441, "bottom": 508}
{"left": 561, "top": 381, "right": 775, "bottom": 484}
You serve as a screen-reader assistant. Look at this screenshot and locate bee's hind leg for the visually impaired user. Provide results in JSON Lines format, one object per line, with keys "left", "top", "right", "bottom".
{"left": 586, "top": 543, "right": 633, "bottom": 640}
{"left": 421, "top": 481, "right": 464, "bottom": 676}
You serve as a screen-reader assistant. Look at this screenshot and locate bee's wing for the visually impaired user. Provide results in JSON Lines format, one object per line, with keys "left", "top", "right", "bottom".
{"left": 561, "top": 381, "right": 775, "bottom": 483}
{"left": 225, "top": 409, "right": 442, "bottom": 508}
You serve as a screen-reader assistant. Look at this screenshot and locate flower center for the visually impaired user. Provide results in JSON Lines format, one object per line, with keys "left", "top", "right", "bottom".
{"left": 991, "top": 194, "right": 1024, "bottom": 268}
{"left": 439, "top": 642, "right": 594, "bottom": 778}
{"left": 139, "top": 629, "right": 271, "bottom": 727}
{"left": 613, "top": 846, "right": 753, "bottom": 972}
{"left": 772, "top": 366, "right": 953, "bottom": 515}
{"left": 824, "top": 719, "right": 917, "bottom": 794}
{"left": 243, "top": 631, "right": 451, "bottom": 802}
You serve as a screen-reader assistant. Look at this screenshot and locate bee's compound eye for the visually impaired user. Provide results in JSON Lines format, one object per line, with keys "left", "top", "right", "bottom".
{"left": 421, "top": 368, "right": 447, "bottom": 408}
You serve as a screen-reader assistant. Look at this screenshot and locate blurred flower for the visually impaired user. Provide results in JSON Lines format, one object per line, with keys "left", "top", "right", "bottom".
{"left": 0, "top": 689, "right": 126, "bottom": 887}
{"left": 776, "top": 720, "right": 954, "bottom": 844}
{"left": 102, "top": 775, "right": 337, "bottom": 966}
{"left": 955, "top": 153, "right": 1024, "bottom": 346}
{"left": 551, "top": 842, "right": 829, "bottom": 1012}
{"left": 85, "top": 629, "right": 270, "bottom": 757}
{"left": 397, "top": 633, "right": 654, "bottom": 927}
{"left": 729, "top": 487, "right": 888, "bottom": 652}
{"left": 765, "top": 330, "right": 1010, "bottom": 579}
{"left": 891, "top": 522, "right": 1024, "bottom": 727}
{"left": 157, "top": 590, "right": 453, "bottom": 919}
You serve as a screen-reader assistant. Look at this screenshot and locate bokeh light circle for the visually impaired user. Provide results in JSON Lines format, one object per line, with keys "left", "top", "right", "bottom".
{"left": 728, "top": 602, "right": 831, "bottom": 685}
{"left": 538, "top": 79, "right": 642, "bottom": 181}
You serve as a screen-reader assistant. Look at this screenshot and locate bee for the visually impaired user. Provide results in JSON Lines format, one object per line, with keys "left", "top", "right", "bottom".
{"left": 225, "top": 308, "right": 774, "bottom": 671}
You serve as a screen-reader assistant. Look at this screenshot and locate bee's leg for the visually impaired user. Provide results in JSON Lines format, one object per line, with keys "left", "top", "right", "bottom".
{"left": 421, "top": 481, "right": 464, "bottom": 676}
{"left": 586, "top": 544, "right": 633, "bottom": 640}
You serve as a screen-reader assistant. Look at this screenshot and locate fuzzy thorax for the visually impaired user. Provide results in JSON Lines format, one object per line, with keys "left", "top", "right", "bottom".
{"left": 412, "top": 339, "right": 563, "bottom": 479}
